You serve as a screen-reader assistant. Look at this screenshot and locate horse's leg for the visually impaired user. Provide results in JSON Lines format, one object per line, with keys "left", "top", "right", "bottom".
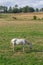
{"left": 29, "top": 43, "right": 32, "bottom": 50}
{"left": 23, "top": 46, "right": 24, "bottom": 52}
{"left": 23, "top": 43, "right": 24, "bottom": 52}
{"left": 13, "top": 44, "right": 14, "bottom": 52}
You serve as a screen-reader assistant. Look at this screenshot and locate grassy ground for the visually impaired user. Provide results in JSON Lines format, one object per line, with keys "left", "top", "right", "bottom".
{"left": 0, "top": 13, "right": 43, "bottom": 65}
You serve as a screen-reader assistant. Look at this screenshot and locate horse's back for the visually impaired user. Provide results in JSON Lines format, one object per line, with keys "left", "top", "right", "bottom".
{"left": 11, "top": 38, "right": 26, "bottom": 45}
{"left": 16, "top": 39, "right": 25, "bottom": 44}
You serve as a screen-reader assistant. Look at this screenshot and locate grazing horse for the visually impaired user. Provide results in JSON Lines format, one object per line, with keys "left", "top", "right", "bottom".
{"left": 11, "top": 38, "right": 32, "bottom": 52}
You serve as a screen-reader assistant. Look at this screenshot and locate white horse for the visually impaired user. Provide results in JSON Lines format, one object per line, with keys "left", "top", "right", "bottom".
{"left": 11, "top": 38, "right": 32, "bottom": 52}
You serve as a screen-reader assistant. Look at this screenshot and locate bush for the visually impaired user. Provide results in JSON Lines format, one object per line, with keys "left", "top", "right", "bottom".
{"left": 33, "top": 16, "right": 37, "bottom": 20}
{"left": 41, "top": 18, "right": 43, "bottom": 20}
{"left": 12, "top": 17, "right": 17, "bottom": 19}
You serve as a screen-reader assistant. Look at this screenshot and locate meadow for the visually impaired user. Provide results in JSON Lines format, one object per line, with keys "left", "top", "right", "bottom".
{"left": 0, "top": 13, "right": 43, "bottom": 65}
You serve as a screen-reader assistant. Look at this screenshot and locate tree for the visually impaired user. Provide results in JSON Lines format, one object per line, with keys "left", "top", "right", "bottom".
{"left": 21, "top": 6, "right": 35, "bottom": 13}
{"left": 12, "top": 5, "right": 20, "bottom": 13}
{"left": 28, "top": 7, "right": 35, "bottom": 12}
{"left": 13, "top": 7, "right": 19, "bottom": 13}
{"left": 4, "top": 6, "right": 8, "bottom": 13}
{"left": 8, "top": 6, "right": 12, "bottom": 13}
{"left": 15, "top": 4, "right": 18, "bottom": 8}
{"left": 35, "top": 8, "right": 39, "bottom": 12}
{"left": 40, "top": 8, "right": 43, "bottom": 12}
{"left": 22, "top": 6, "right": 29, "bottom": 13}
{"left": 19, "top": 7, "right": 23, "bottom": 13}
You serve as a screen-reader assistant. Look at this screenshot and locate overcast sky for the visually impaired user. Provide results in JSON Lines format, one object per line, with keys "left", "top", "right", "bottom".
{"left": 0, "top": 0, "right": 43, "bottom": 8}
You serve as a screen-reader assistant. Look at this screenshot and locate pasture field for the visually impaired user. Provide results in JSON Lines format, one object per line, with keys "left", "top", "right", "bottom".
{"left": 0, "top": 13, "right": 43, "bottom": 65}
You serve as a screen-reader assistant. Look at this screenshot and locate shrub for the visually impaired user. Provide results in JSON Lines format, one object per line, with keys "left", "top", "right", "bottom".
{"left": 12, "top": 17, "right": 17, "bottom": 19}
{"left": 33, "top": 16, "right": 37, "bottom": 20}
{"left": 41, "top": 18, "right": 43, "bottom": 20}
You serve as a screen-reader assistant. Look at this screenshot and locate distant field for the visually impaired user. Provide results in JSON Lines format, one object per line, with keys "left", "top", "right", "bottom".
{"left": 0, "top": 13, "right": 43, "bottom": 65}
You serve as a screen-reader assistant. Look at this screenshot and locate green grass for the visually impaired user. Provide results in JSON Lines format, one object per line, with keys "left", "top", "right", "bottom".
{"left": 0, "top": 13, "right": 43, "bottom": 65}
{"left": 0, "top": 51, "right": 43, "bottom": 65}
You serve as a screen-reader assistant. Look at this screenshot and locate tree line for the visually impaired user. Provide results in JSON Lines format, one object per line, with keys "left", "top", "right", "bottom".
{"left": 0, "top": 5, "right": 43, "bottom": 13}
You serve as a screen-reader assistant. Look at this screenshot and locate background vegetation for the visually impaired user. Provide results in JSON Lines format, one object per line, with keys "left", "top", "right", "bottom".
{"left": 0, "top": 5, "right": 43, "bottom": 13}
